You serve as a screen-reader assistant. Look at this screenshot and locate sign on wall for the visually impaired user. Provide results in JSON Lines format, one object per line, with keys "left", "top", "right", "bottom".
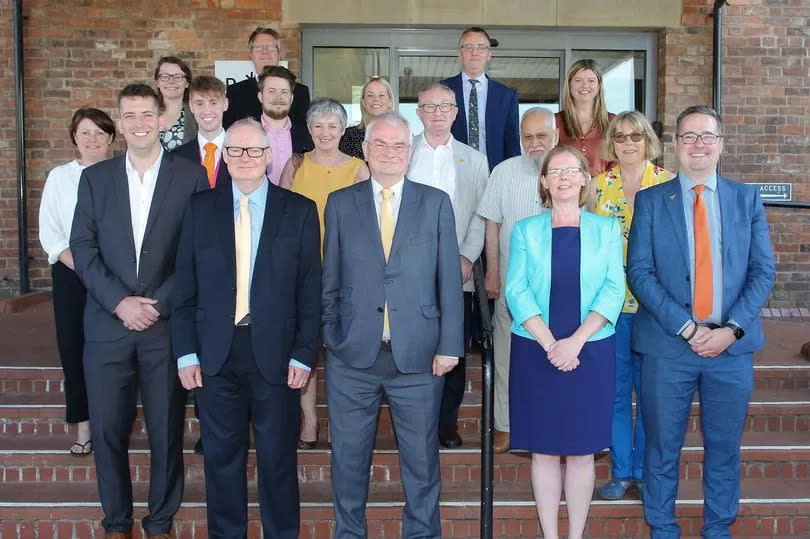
{"left": 747, "top": 183, "right": 792, "bottom": 202}
{"left": 214, "top": 60, "right": 289, "bottom": 87}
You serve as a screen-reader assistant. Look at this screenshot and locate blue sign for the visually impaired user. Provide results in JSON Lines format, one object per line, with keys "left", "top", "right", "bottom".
{"left": 747, "top": 183, "right": 792, "bottom": 202}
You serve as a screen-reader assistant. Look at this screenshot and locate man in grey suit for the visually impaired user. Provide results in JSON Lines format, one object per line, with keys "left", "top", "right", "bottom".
{"left": 408, "top": 82, "right": 488, "bottom": 448}
{"left": 322, "top": 112, "right": 465, "bottom": 538}
{"left": 70, "top": 84, "right": 208, "bottom": 538}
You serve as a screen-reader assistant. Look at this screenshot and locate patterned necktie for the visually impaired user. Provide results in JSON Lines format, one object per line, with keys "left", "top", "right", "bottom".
{"left": 468, "top": 79, "right": 480, "bottom": 150}
{"left": 693, "top": 185, "right": 713, "bottom": 320}
{"left": 203, "top": 142, "right": 217, "bottom": 189}
{"left": 234, "top": 196, "right": 251, "bottom": 324}
{"left": 380, "top": 188, "right": 394, "bottom": 334}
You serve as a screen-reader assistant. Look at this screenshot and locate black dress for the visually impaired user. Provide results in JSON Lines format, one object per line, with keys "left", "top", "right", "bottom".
{"left": 339, "top": 125, "right": 365, "bottom": 160}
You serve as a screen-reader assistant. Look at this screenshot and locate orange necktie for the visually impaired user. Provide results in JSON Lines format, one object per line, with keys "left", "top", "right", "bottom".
{"left": 693, "top": 184, "right": 713, "bottom": 320}
{"left": 203, "top": 142, "right": 217, "bottom": 188}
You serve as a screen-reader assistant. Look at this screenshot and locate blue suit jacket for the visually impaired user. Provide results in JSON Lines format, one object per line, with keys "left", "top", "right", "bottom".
{"left": 441, "top": 73, "right": 520, "bottom": 171}
{"left": 505, "top": 211, "right": 625, "bottom": 341}
{"left": 321, "top": 179, "right": 465, "bottom": 372}
{"left": 171, "top": 180, "right": 322, "bottom": 383}
{"left": 627, "top": 175, "right": 775, "bottom": 358}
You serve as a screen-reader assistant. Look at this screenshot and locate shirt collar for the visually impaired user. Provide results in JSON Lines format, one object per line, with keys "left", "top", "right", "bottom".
{"left": 197, "top": 130, "right": 226, "bottom": 150}
{"left": 679, "top": 170, "right": 718, "bottom": 192}
{"left": 125, "top": 147, "right": 164, "bottom": 177}
{"left": 261, "top": 115, "right": 292, "bottom": 133}
{"left": 419, "top": 133, "right": 454, "bottom": 151}
{"left": 232, "top": 177, "right": 269, "bottom": 210}
{"left": 371, "top": 177, "right": 404, "bottom": 200}
{"left": 462, "top": 71, "right": 487, "bottom": 86}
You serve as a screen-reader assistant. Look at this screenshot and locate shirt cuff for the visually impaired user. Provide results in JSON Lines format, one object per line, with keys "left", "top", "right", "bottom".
{"left": 177, "top": 353, "right": 200, "bottom": 369}
{"left": 728, "top": 318, "right": 740, "bottom": 328}
{"left": 289, "top": 359, "right": 311, "bottom": 372}
{"left": 677, "top": 319, "right": 693, "bottom": 336}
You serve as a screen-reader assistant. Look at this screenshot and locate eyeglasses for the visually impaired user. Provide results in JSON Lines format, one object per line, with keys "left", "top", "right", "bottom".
{"left": 251, "top": 44, "right": 280, "bottom": 53}
{"left": 417, "top": 103, "right": 457, "bottom": 113}
{"left": 367, "top": 141, "right": 410, "bottom": 153}
{"left": 460, "top": 44, "right": 490, "bottom": 53}
{"left": 612, "top": 131, "right": 646, "bottom": 143}
{"left": 545, "top": 167, "right": 584, "bottom": 178}
{"left": 224, "top": 146, "right": 268, "bottom": 158}
{"left": 677, "top": 132, "right": 721, "bottom": 145}
{"left": 156, "top": 74, "right": 187, "bottom": 83}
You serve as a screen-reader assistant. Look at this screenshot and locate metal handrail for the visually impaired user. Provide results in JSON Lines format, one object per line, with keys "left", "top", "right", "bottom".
{"left": 763, "top": 201, "right": 810, "bottom": 209}
{"left": 472, "top": 258, "right": 495, "bottom": 538}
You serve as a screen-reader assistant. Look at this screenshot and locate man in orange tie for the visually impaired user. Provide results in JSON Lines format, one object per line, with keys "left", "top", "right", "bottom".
{"left": 627, "top": 105, "right": 776, "bottom": 538}
{"left": 176, "top": 76, "right": 231, "bottom": 189}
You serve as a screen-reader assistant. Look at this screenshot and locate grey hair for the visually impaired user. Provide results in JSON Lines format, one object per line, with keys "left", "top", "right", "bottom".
{"left": 520, "top": 106, "right": 555, "bottom": 128}
{"left": 306, "top": 97, "right": 348, "bottom": 131}
{"left": 224, "top": 117, "right": 269, "bottom": 147}
{"left": 364, "top": 111, "right": 412, "bottom": 143}
{"left": 417, "top": 82, "right": 456, "bottom": 102}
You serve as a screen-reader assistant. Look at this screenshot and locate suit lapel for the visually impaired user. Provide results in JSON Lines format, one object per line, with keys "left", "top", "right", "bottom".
{"left": 113, "top": 156, "right": 137, "bottom": 258}
{"left": 663, "top": 175, "right": 690, "bottom": 262}
{"left": 390, "top": 180, "right": 420, "bottom": 261}
{"left": 448, "top": 74, "right": 467, "bottom": 140}
{"left": 717, "top": 176, "right": 736, "bottom": 261}
{"left": 354, "top": 182, "right": 386, "bottom": 265}
{"left": 142, "top": 153, "right": 173, "bottom": 243}
{"left": 255, "top": 184, "right": 286, "bottom": 271}
{"left": 216, "top": 181, "right": 237, "bottom": 287}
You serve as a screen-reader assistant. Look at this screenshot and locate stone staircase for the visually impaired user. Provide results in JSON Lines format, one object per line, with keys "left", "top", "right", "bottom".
{"left": 0, "top": 320, "right": 808, "bottom": 538}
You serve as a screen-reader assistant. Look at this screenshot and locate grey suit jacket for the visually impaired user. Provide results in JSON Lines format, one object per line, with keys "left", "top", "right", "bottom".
{"left": 70, "top": 152, "right": 208, "bottom": 342}
{"left": 408, "top": 135, "right": 488, "bottom": 292}
{"left": 322, "top": 179, "right": 465, "bottom": 373}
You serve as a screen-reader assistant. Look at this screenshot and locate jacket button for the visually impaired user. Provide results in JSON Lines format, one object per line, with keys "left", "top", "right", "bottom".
{"left": 686, "top": 275, "right": 690, "bottom": 281}
{"left": 384, "top": 278, "right": 392, "bottom": 284}
{"left": 685, "top": 303, "right": 691, "bottom": 308}
{"left": 141, "top": 249, "right": 149, "bottom": 255}
{"left": 139, "top": 281, "right": 146, "bottom": 287}
{"left": 377, "top": 307, "right": 384, "bottom": 313}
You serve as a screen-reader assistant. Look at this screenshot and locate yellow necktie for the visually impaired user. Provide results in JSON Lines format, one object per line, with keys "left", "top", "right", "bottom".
{"left": 234, "top": 196, "right": 251, "bottom": 324}
{"left": 693, "top": 185, "right": 713, "bottom": 320}
{"left": 203, "top": 142, "right": 217, "bottom": 188}
{"left": 380, "top": 188, "right": 394, "bottom": 334}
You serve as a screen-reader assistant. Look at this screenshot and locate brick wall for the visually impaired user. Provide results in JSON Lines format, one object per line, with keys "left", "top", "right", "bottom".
{"left": 0, "top": 0, "right": 808, "bottom": 306}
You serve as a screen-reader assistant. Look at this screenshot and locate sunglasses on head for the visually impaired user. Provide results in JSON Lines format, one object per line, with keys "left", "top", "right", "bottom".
{"left": 612, "top": 131, "right": 646, "bottom": 143}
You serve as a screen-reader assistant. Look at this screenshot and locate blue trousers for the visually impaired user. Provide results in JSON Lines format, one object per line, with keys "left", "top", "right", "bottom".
{"left": 641, "top": 347, "right": 753, "bottom": 539}
{"left": 608, "top": 313, "right": 645, "bottom": 480}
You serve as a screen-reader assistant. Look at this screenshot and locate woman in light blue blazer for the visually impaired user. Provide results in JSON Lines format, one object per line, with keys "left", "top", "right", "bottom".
{"left": 506, "top": 145, "right": 624, "bottom": 539}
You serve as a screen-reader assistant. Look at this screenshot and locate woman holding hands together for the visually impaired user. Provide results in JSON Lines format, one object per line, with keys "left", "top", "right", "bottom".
{"left": 506, "top": 146, "right": 624, "bottom": 539}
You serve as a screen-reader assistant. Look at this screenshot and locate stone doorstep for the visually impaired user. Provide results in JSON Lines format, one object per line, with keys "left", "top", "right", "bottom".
{"left": 0, "top": 292, "right": 52, "bottom": 314}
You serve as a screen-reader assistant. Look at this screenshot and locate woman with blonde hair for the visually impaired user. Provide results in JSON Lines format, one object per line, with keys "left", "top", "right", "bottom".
{"left": 593, "top": 110, "right": 673, "bottom": 499}
{"left": 338, "top": 76, "right": 394, "bottom": 160}
{"left": 555, "top": 59, "right": 614, "bottom": 177}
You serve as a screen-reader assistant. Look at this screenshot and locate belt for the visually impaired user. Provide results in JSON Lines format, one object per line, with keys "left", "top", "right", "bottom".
{"left": 380, "top": 340, "right": 392, "bottom": 350}
{"left": 235, "top": 314, "right": 251, "bottom": 327}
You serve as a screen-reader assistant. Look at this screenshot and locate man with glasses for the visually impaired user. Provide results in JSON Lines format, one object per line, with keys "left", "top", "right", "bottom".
{"left": 477, "top": 107, "right": 558, "bottom": 453}
{"left": 172, "top": 118, "right": 321, "bottom": 538}
{"left": 441, "top": 26, "right": 520, "bottom": 171}
{"left": 408, "top": 82, "right": 488, "bottom": 449}
{"left": 627, "top": 105, "right": 775, "bottom": 538}
{"left": 223, "top": 27, "right": 310, "bottom": 129}
{"left": 322, "top": 112, "right": 464, "bottom": 538}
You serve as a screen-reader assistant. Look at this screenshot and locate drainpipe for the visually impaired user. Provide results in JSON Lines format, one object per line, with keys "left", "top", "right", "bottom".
{"left": 712, "top": 0, "right": 727, "bottom": 173}
{"left": 13, "top": 0, "right": 29, "bottom": 294}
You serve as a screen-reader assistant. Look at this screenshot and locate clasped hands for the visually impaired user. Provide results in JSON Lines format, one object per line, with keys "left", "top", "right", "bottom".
{"left": 683, "top": 322, "right": 736, "bottom": 358}
{"left": 115, "top": 296, "right": 160, "bottom": 331}
{"left": 544, "top": 336, "right": 584, "bottom": 372}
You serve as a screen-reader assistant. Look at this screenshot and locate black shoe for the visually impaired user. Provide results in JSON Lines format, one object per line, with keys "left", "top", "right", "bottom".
{"left": 438, "top": 425, "right": 462, "bottom": 448}
{"left": 193, "top": 437, "right": 203, "bottom": 455}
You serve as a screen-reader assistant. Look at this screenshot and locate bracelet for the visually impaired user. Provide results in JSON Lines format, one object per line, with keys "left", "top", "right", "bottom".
{"left": 682, "top": 323, "right": 699, "bottom": 342}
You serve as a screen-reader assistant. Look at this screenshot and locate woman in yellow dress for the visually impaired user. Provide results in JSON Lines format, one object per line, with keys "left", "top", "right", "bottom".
{"left": 280, "top": 97, "right": 370, "bottom": 448}
{"left": 593, "top": 110, "right": 673, "bottom": 500}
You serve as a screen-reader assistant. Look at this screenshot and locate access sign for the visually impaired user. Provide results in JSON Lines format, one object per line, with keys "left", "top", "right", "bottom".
{"left": 747, "top": 183, "right": 792, "bottom": 202}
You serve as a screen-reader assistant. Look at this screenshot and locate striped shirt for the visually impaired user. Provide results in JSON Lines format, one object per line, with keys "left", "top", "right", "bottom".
{"left": 476, "top": 154, "right": 545, "bottom": 289}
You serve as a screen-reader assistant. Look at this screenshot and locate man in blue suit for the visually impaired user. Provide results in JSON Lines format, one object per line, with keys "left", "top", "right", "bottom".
{"left": 322, "top": 112, "right": 464, "bottom": 538}
{"left": 627, "top": 105, "right": 776, "bottom": 539}
{"left": 172, "top": 118, "right": 321, "bottom": 538}
{"left": 441, "top": 27, "right": 520, "bottom": 171}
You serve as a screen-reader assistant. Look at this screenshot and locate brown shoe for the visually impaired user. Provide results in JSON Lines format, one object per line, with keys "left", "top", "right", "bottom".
{"left": 493, "top": 429, "right": 510, "bottom": 454}
{"left": 105, "top": 533, "right": 132, "bottom": 539}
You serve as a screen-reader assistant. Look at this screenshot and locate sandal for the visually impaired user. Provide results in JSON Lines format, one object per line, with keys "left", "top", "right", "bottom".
{"left": 70, "top": 439, "right": 93, "bottom": 458}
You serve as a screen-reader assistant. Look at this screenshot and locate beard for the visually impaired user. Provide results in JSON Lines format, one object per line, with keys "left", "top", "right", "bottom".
{"left": 263, "top": 104, "right": 291, "bottom": 120}
{"left": 529, "top": 153, "right": 544, "bottom": 170}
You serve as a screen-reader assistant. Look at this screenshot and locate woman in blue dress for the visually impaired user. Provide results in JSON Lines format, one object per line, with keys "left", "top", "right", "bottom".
{"left": 506, "top": 145, "right": 625, "bottom": 539}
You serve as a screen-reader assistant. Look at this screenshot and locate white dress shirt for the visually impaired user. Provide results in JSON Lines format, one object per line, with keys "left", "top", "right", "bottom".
{"left": 39, "top": 159, "right": 87, "bottom": 264}
{"left": 125, "top": 149, "right": 164, "bottom": 274}
{"left": 408, "top": 134, "right": 457, "bottom": 204}
{"left": 196, "top": 129, "right": 226, "bottom": 168}
{"left": 371, "top": 177, "right": 404, "bottom": 227}
{"left": 461, "top": 71, "right": 489, "bottom": 157}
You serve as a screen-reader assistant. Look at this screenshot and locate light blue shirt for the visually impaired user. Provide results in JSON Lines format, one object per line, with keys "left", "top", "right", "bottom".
{"left": 177, "top": 178, "right": 310, "bottom": 372}
{"left": 678, "top": 172, "right": 724, "bottom": 327}
{"left": 461, "top": 71, "right": 488, "bottom": 158}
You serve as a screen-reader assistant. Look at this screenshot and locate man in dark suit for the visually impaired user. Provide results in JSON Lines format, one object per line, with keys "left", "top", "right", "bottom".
{"left": 322, "top": 112, "right": 465, "bottom": 538}
{"left": 223, "top": 26, "right": 310, "bottom": 129}
{"left": 441, "top": 26, "right": 520, "bottom": 171}
{"left": 70, "top": 84, "right": 208, "bottom": 539}
{"left": 172, "top": 118, "right": 321, "bottom": 538}
{"left": 175, "top": 75, "right": 231, "bottom": 190}
{"left": 256, "top": 65, "right": 313, "bottom": 186}
{"left": 627, "top": 105, "right": 776, "bottom": 538}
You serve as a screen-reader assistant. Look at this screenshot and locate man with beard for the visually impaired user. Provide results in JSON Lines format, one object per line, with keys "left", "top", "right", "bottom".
{"left": 257, "top": 65, "right": 313, "bottom": 185}
{"left": 476, "top": 107, "right": 557, "bottom": 453}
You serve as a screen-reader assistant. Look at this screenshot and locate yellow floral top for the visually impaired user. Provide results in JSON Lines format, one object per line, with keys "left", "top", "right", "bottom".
{"left": 594, "top": 161, "right": 674, "bottom": 313}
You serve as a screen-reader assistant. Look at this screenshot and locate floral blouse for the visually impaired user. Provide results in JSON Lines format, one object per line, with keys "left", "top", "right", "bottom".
{"left": 594, "top": 161, "right": 674, "bottom": 313}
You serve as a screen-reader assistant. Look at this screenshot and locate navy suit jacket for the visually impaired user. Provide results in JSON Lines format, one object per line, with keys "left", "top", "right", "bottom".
{"left": 171, "top": 181, "right": 322, "bottom": 383}
{"left": 174, "top": 138, "right": 231, "bottom": 188}
{"left": 223, "top": 76, "right": 310, "bottom": 130}
{"left": 441, "top": 73, "right": 520, "bottom": 171}
{"left": 322, "top": 179, "right": 465, "bottom": 372}
{"left": 627, "top": 175, "right": 775, "bottom": 358}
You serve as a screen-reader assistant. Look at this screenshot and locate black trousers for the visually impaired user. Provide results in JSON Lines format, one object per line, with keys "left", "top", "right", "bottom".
{"left": 51, "top": 261, "right": 89, "bottom": 424}
{"left": 197, "top": 326, "right": 301, "bottom": 539}
{"left": 439, "top": 291, "right": 475, "bottom": 428}
{"left": 83, "top": 320, "right": 185, "bottom": 535}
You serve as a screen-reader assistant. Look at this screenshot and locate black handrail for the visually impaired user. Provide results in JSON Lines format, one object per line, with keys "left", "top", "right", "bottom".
{"left": 472, "top": 258, "right": 495, "bottom": 538}
{"left": 14, "top": 0, "right": 29, "bottom": 294}
{"left": 763, "top": 201, "right": 810, "bottom": 209}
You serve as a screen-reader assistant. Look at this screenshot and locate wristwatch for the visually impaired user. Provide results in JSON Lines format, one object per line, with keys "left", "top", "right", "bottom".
{"left": 726, "top": 322, "right": 745, "bottom": 340}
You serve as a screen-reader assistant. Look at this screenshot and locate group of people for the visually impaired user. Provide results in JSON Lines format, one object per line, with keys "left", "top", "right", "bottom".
{"left": 37, "top": 23, "right": 776, "bottom": 539}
